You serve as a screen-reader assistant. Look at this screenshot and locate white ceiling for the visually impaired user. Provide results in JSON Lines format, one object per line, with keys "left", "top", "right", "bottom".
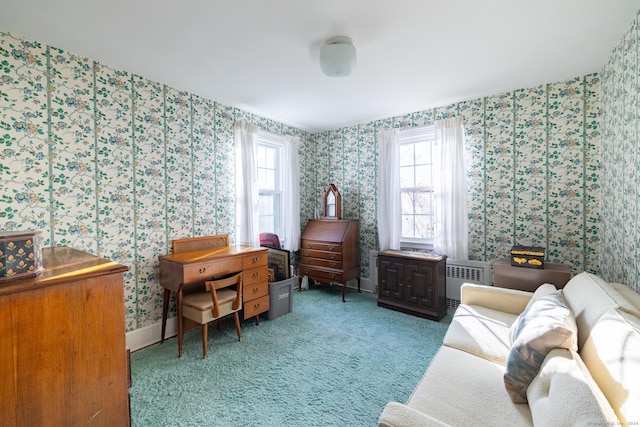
{"left": 1, "top": 0, "right": 639, "bottom": 133}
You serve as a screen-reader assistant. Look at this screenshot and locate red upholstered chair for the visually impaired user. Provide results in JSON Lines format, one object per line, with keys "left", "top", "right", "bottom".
{"left": 259, "top": 233, "right": 281, "bottom": 249}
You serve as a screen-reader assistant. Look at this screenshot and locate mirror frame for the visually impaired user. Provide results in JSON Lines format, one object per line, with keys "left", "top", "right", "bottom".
{"left": 323, "top": 183, "right": 342, "bottom": 219}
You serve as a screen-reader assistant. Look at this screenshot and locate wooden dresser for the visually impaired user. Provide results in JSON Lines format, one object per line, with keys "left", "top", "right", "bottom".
{"left": 299, "top": 218, "right": 360, "bottom": 302}
{"left": 377, "top": 249, "right": 447, "bottom": 321}
{"left": 0, "top": 246, "right": 130, "bottom": 427}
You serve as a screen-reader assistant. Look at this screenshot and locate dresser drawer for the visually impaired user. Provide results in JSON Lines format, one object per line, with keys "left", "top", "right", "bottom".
{"left": 301, "top": 240, "right": 341, "bottom": 252}
{"left": 299, "top": 265, "right": 345, "bottom": 283}
{"left": 243, "top": 266, "right": 268, "bottom": 286}
{"left": 300, "top": 249, "right": 342, "bottom": 261}
{"left": 299, "top": 257, "right": 342, "bottom": 270}
{"left": 243, "top": 294, "right": 269, "bottom": 319}
{"left": 182, "top": 257, "right": 243, "bottom": 283}
{"left": 243, "top": 251, "right": 268, "bottom": 269}
{"left": 243, "top": 279, "right": 268, "bottom": 301}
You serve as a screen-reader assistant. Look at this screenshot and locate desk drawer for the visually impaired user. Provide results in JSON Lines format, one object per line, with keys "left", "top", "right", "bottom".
{"left": 218, "top": 258, "right": 243, "bottom": 276}
{"left": 299, "top": 265, "right": 345, "bottom": 283}
{"left": 182, "top": 258, "right": 242, "bottom": 283}
{"left": 301, "top": 240, "right": 341, "bottom": 252}
{"left": 244, "top": 266, "right": 268, "bottom": 286}
{"left": 300, "top": 249, "right": 342, "bottom": 261}
{"left": 244, "top": 279, "right": 268, "bottom": 301}
{"left": 299, "top": 257, "right": 342, "bottom": 270}
{"left": 243, "top": 294, "right": 269, "bottom": 319}
{"left": 243, "top": 251, "right": 268, "bottom": 269}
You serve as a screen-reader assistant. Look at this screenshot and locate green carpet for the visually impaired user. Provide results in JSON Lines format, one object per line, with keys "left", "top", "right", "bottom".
{"left": 130, "top": 286, "right": 451, "bottom": 427}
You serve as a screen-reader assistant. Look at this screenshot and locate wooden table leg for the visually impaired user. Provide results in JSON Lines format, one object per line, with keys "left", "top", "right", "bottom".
{"left": 357, "top": 277, "right": 361, "bottom": 293}
{"left": 341, "top": 283, "right": 346, "bottom": 303}
{"left": 177, "top": 286, "right": 183, "bottom": 357}
{"left": 161, "top": 288, "right": 170, "bottom": 343}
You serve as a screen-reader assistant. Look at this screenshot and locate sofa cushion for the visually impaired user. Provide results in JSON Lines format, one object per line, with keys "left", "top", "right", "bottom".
{"left": 610, "top": 282, "right": 640, "bottom": 312}
{"left": 406, "top": 346, "right": 533, "bottom": 427}
{"left": 580, "top": 308, "right": 640, "bottom": 424}
{"left": 524, "top": 283, "right": 557, "bottom": 311}
{"left": 378, "top": 402, "right": 453, "bottom": 427}
{"left": 442, "top": 304, "right": 517, "bottom": 365}
{"left": 504, "top": 292, "right": 578, "bottom": 402}
{"left": 527, "top": 348, "right": 618, "bottom": 426}
{"left": 563, "top": 272, "right": 639, "bottom": 348}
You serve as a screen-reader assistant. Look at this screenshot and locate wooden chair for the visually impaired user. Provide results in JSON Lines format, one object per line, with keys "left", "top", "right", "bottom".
{"left": 181, "top": 273, "right": 243, "bottom": 358}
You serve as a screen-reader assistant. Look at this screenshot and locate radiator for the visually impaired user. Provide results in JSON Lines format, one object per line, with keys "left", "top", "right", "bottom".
{"left": 369, "top": 251, "right": 491, "bottom": 309}
{"left": 445, "top": 259, "right": 492, "bottom": 308}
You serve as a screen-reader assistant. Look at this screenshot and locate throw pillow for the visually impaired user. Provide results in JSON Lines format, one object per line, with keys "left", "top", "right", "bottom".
{"left": 524, "top": 283, "right": 558, "bottom": 312}
{"left": 504, "top": 291, "right": 578, "bottom": 403}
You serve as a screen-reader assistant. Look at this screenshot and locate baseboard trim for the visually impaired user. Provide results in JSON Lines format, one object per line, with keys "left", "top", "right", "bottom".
{"left": 126, "top": 317, "right": 176, "bottom": 352}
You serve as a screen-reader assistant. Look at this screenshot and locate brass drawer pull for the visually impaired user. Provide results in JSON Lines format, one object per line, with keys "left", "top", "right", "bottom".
{"left": 199, "top": 267, "right": 207, "bottom": 274}
{"left": 330, "top": 254, "right": 336, "bottom": 260}
{"left": 253, "top": 271, "right": 260, "bottom": 278}
{"left": 252, "top": 287, "right": 259, "bottom": 294}
{"left": 252, "top": 257, "right": 260, "bottom": 264}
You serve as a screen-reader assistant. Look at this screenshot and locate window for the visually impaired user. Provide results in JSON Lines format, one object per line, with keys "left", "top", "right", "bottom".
{"left": 399, "top": 126, "right": 436, "bottom": 249}
{"left": 256, "top": 131, "right": 284, "bottom": 239}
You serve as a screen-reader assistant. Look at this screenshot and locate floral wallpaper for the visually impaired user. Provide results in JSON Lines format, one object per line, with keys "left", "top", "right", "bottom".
{"left": 600, "top": 11, "right": 640, "bottom": 292}
{"left": 0, "top": 31, "right": 312, "bottom": 331}
{"left": 310, "top": 75, "right": 601, "bottom": 280}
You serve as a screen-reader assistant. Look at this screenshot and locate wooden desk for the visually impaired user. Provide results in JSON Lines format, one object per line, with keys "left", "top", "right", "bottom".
{"left": 158, "top": 245, "right": 269, "bottom": 356}
{"left": 0, "top": 246, "right": 130, "bottom": 427}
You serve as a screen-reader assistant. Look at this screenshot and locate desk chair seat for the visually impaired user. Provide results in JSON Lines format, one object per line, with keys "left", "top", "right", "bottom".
{"left": 181, "top": 273, "right": 242, "bottom": 358}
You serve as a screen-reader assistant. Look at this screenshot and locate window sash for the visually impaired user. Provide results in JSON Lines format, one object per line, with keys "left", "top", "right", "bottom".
{"left": 256, "top": 131, "right": 284, "bottom": 238}
{"left": 399, "top": 126, "right": 435, "bottom": 247}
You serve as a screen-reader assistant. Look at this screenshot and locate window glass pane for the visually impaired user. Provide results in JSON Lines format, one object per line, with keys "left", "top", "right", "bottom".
{"left": 414, "top": 141, "right": 430, "bottom": 165}
{"left": 402, "top": 214, "right": 415, "bottom": 238}
{"left": 400, "top": 165, "right": 414, "bottom": 188}
{"left": 401, "top": 192, "right": 414, "bottom": 214}
{"left": 415, "top": 215, "right": 432, "bottom": 239}
{"left": 265, "top": 146, "right": 276, "bottom": 168}
{"left": 414, "top": 191, "right": 432, "bottom": 214}
{"left": 265, "top": 169, "right": 275, "bottom": 191}
{"left": 399, "top": 143, "right": 414, "bottom": 167}
{"left": 259, "top": 194, "right": 273, "bottom": 215}
{"left": 414, "top": 164, "right": 431, "bottom": 187}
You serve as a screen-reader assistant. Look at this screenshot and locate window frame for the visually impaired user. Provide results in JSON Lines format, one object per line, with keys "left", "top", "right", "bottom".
{"left": 398, "top": 125, "right": 436, "bottom": 251}
{"left": 255, "top": 130, "right": 285, "bottom": 241}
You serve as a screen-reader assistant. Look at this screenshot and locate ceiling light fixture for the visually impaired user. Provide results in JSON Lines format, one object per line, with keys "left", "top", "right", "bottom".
{"left": 319, "top": 36, "right": 357, "bottom": 77}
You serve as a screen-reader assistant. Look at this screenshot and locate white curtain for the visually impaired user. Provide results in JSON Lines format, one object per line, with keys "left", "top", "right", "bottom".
{"left": 235, "top": 120, "right": 260, "bottom": 246}
{"left": 283, "top": 135, "right": 301, "bottom": 251}
{"left": 377, "top": 128, "right": 401, "bottom": 251}
{"left": 434, "top": 117, "right": 468, "bottom": 260}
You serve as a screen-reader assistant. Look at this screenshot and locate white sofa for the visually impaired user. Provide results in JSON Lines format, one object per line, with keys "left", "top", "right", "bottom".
{"left": 378, "top": 272, "right": 640, "bottom": 427}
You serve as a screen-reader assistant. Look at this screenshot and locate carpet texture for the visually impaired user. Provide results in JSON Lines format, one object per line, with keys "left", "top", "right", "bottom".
{"left": 130, "top": 286, "right": 451, "bottom": 427}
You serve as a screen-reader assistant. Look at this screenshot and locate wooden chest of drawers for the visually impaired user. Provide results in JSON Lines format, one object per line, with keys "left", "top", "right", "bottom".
{"left": 241, "top": 251, "right": 269, "bottom": 320}
{"left": 299, "top": 218, "right": 360, "bottom": 302}
{"left": 377, "top": 250, "right": 447, "bottom": 320}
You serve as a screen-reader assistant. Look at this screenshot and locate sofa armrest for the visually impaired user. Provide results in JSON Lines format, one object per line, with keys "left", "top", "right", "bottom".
{"left": 378, "top": 402, "right": 452, "bottom": 427}
{"left": 461, "top": 283, "right": 532, "bottom": 315}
